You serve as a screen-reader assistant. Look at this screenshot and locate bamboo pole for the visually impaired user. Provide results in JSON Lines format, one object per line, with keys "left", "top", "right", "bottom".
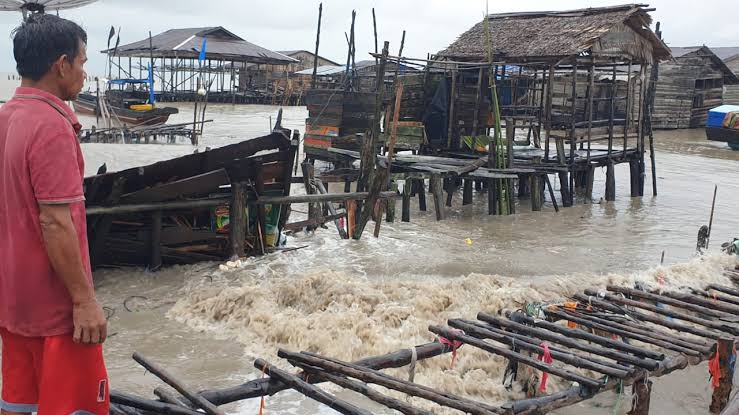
{"left": 298, "top": 364, "right": 434, "bottom": 415}
{"left": 573, "top": 293, "right": 724, "bottom": 341}
{"left": 111, "top": 391, "right": 203, "bottom": 415}
{"left": 557, "top": 308, "right": 712, "bottom": 354}
{"left": 199, "top": 343, "right": 451, "bottom": 405}
{"left": 278, "top": 350, "right": 503, "bottom": 415}
{"left": 585, "top": 289, "right": 739, "bottom": 336}
{"left": 448, "top": 319, "right": 630, "bottom": 378}
{"left": 502, "top": 354, "right": 689, "bottom": 415}
{"left": 477, "top": 312, "right": 660, "bottom": 370}
{"left": 455, "top": 319, "right": 634, "bottom": 374}
{"left": 310, "top": 4, "right": 323, "bottom": 89}
{"left": 254, "top": 358, "right": 372, "bottom": 415}
{"left": 546, "top": 308, "right": 703, "bottom": 357}
{"left": 607, "top": 285, "right": 734, "bottom": 319}
{"left": 132, "top": 352, "right": 225, "bottom": 415}
{"left": 506, "top": 311, "right": 665, "bottom": 361}
{"left": 429, "top": 325, "right": 603, "bottom": 389}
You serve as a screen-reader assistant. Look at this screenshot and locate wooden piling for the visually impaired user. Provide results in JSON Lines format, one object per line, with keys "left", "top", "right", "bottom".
{"left": 558, "top": 171, "right": 571, "bottom": 207}
{"left": 605, "top": 161, "right": 616, "bottom": 201}
{"left": 301, "top": 162, "right": 319, "bottom": 230}
{"left": 229, "top": 182, "right": 246, "bottom": 258}
{"left": 402, "top": 180, "right": 411, "bottom": 222}
{"left": 628, "top": 379, "right": 652, "bottom": 415}
{"left": 531, "top": 175, "right": 543, "bottom": 212}
{"left": 150, "top": 210, "right": 162, "bottom": 270}
{"left": 432, "top": 174, "right": 444, "bottom": 221}
{"left": 463, "top": 179, "right": 473, "bottom": 205}
{"left": 710, "top": 339, "right": 735, "bottom": 414}
{"left": 386, "top": 181, "right": 397, "bottom": 223}
{"left": 416, "top": 178, "right": 427, "bottom": 211}
{"left": 630, "top": 158, "right": 640, "bottom": 198}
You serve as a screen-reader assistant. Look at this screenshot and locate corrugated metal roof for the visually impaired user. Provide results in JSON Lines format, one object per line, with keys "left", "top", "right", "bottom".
{"left": 105, "top": 27, "right": 297, "bottom": 65}
{"left": 671, "top": 46, "right": 739, "bottom": 62}
{"left": 667, "top": 46, "right": 739, "bottom": 84}
{"left": 294, "top": 65, "right": 345, "bottom": 76}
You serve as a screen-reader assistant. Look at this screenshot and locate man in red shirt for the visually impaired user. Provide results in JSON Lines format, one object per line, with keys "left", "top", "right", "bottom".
{"left": 0, "top": 14, "right": 109, "bottom": 415}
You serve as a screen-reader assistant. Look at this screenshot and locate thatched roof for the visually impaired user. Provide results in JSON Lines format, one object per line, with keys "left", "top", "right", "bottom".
{"left": 105, "top": 27, "right": 297, "bottom": 65}
{"left": 437, "top": 4, "right": 670, "bottom": 64}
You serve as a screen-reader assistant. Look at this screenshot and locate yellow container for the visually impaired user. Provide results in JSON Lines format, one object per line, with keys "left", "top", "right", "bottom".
{"left": 129, "top": 103, "right": 153, "bottom": 111}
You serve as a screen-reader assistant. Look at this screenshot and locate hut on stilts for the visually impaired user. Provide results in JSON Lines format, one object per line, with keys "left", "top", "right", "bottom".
{"left": 104, "top": 27, "right": 298, "bottom": 104}
{"left": 303, "top": 4, "right": 670, "bottom": 239}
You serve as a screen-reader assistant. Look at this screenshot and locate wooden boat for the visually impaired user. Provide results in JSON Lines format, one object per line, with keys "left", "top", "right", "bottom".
{"left": 74, "top": 90, "right": 178, "bottom": 127}
{"left": 74, "top": 76, "right": 178, "bottom": 127}
{"left": 706, "top": 105, "right": 739, "bottom": 151}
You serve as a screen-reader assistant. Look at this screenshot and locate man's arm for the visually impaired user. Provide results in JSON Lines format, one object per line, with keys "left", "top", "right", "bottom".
{"left": 39, "top": 203, "right": 106, "bottom": 344}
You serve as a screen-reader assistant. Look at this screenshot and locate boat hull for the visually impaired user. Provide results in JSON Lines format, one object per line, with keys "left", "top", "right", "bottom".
{"left": 73, "top": 93, "right": 177, "bottom": 127}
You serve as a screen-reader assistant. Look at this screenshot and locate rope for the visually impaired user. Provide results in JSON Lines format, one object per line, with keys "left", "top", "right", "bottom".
{"left": 612, "top": 379, "right": 624, "bottom": 415}
{"left": 537, "top": 342, "right": 553, "bottom": 392}
{"left": 407, "top": 347, "right": 417, "bottom": 383}
{"left": 439, "top": 329, "right": 464, "bottom": 369}
{"left": 258, "top": 363, "right": 269, "bottom": 415}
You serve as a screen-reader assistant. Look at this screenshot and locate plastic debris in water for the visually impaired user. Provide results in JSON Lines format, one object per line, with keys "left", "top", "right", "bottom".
{"left": 465, "top": 238, "right": 473, "bottom": 246}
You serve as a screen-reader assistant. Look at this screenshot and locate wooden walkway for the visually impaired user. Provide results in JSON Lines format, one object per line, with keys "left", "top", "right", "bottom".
{"left": 110, "top": 270, "right": 739, "bottom": 415}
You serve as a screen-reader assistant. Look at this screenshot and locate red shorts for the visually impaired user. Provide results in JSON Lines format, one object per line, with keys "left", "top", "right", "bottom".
{"left": 0, "top": 327, "right": 109, "bottom": 414}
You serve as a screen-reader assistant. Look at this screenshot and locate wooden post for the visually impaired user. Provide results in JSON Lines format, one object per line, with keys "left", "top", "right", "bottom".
{"left": 531, "top": 175, "right": 543, "bottom": 212}
{"left": 628, "top": 379, "right": 653, "bottom": 415}
{"left": 150, "top": 210, "right": 162, "bottom": 270}
{"left": 506, "top": 118, "right": 514, "bottom": 167}
{"left": 558, "top": 171, "right": 571, "bottom": 207}
{"left": 585, "top": 164, "right": 595, "bottom": 202}
{"left": 544, "top": 65, "right": 554, "bottom": 161}
{"left": 568, "top": 63, "right": 578, "bottom": 207}
{"left": 586, "top": 64, "right": 595, "bottom": 163}
{"left": 432, "top": 174, "right": 444, "bottom": 221}
{"left": 301, "top": 162, "right": 319, "bottom": 231}
{"left": 472, "top": 67, "right": 484, "bottom": 136}
{"left": 605, "top": 161, "right": 616, "bottom": 201}
{"left": 624, "top": 60, "right": 633, "bottom": 154}
{"left": 401, "top": 179, "right": 411, "bottom": 222}
{"left": 386, "top": 181, "right": 397, "bottom": 222}
{"left": 310, "top": 3, "right": 323, "bottom": 89}
{"left": 710, "top": 339, "right": 735, "bottom": 414}
{"left": 417, "top": 178, "right": 427, "bottom": 211}
{"left": 463, "top": 179, "right": 473, "bottom": 205}
{"left": 608, "top": 62, "right": 617, "bottom": 158}
{"left": 630, "top": 158, "right": 640, "bottom": 198}
{"left": 447, "top": 67, "right": 457, "bottom": 149}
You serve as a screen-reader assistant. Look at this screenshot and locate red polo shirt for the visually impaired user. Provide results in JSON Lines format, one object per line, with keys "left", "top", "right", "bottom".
{"left": 0, "top": 87, "right": 92, "bottom": 337}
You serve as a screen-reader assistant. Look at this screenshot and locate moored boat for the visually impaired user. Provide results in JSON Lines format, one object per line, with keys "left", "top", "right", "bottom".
{"left": 706, "top": 105, "right": 739, "bottom": 150}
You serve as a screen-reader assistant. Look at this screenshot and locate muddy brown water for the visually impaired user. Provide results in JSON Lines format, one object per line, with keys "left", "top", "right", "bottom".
{"left": 2, "top": 81, "right": 739, "bottom": 413}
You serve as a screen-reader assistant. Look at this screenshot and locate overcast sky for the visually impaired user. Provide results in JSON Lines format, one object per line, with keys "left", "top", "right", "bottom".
{"left": 1, "top": 0, "right": 737, "bottom": 75}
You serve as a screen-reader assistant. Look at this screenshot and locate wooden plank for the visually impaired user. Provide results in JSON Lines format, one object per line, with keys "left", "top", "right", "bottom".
{"left": 119, "top": 169, "right": 230, "bottom": 204}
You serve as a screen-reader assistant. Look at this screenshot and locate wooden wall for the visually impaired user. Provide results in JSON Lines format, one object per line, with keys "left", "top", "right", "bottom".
{"left": 653, "top": 50, "right": 727, "bottom": 129}
{"left": 723, "top": 57, "right": 739, "bottom": 104}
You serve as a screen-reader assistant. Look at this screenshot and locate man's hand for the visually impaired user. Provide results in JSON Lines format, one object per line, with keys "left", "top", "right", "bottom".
{"left": 72, "top": 299, "right": 107, "bottom": 344}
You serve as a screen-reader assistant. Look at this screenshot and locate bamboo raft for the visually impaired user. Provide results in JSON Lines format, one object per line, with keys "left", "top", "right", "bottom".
{"left": 109, "top": 271, "right": 739, "bottom": 415}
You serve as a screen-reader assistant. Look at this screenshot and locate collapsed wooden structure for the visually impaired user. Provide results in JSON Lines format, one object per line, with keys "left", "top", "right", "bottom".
{"left": 302, "top": 5, "right": 670, "bottom": 232}
{"left": 108, "top": 269, "right": 739, "bottom": 415}
{"left": 84, "top": 129, "right": 299, "bottom": 268}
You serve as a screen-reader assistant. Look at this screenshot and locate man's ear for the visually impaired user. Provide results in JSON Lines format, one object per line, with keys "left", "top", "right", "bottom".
{"left": 54, "top": 54, "right": 69, "bottom": 78}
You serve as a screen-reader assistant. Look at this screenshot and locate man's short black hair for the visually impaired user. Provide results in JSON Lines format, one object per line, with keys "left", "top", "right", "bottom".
{"left": 12, "top": 14, "right": 87, "bottom": 81}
